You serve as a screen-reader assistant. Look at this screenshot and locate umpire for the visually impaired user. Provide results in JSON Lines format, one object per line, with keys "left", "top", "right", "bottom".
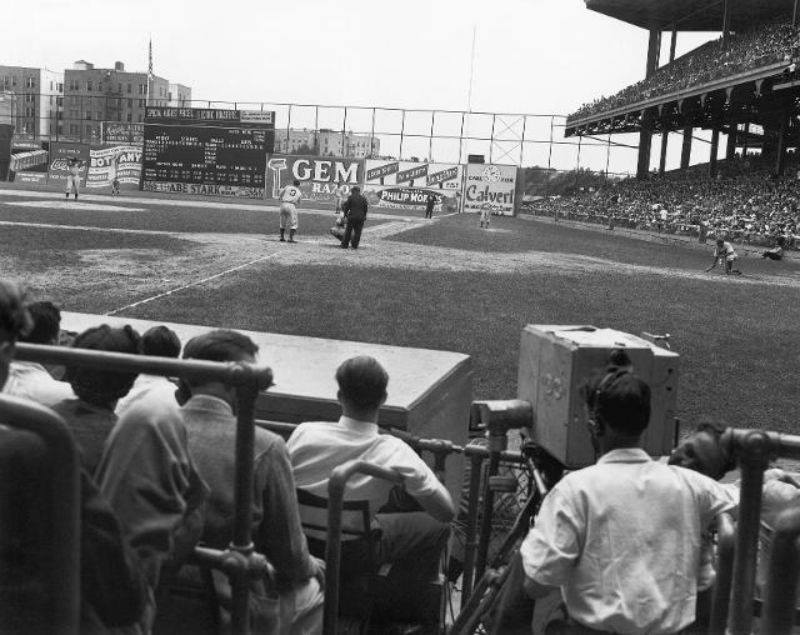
{"left": 341, "top": 186, "right": 369, "bottom": 249}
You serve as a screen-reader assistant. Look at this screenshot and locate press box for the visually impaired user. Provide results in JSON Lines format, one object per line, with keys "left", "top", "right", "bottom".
{"left": 517, "top": 325, "right": 679, "bottom": 469}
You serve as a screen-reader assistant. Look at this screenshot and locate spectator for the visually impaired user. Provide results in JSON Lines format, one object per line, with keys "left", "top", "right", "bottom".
{"left": 570, "top": 22, "right": 797, "bottom": 121}
{"left": 53, "top": 324, "right": 140, "bottom": 473}
{"left": 116, "top": 325, "right": 182, "bottom": 414}
{"left": 178, "top": 329, "right": 324, "bottom": 633}
{"left": 0, "top": 280, "right": 147, "bottom": 631}
{"left": 96, "top": 391, "right": 208, "bottom": 633}
{"left": 669, "top": 422, "right": 800, "bottom": 602}
{"left": 288, "top": 355, "right": 454, "bottom": 620}
{"left": 3, "top": 300, "right": 73, "bottom": 407}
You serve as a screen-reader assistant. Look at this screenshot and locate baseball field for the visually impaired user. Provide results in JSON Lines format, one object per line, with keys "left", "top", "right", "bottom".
{"left": 2, "top": 186, "right": 799, "bottom": 433}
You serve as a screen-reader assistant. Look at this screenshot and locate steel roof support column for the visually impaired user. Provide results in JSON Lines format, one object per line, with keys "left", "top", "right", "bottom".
{"left": 795, "top": 0, "right": 800, "bottom": 27}
{"left": 726, "top": 124, "right": 737, "bottom": 160}
{"left": 776, "top": 111, "right": 789, "bottom": 177}
{"left": 681, "top": 124, "right": 693, "bottom": 169}
{"left": 637, "top": 29, "right": 661, "bottom": 180}
{"left": 722, "top": 0, "right": 731, "bottom": 42}
{"left": 659, "top": 131, "right": 669, "bottom": 174}
{"left": 709, "top": 128, "right": 720, "bottom": 178}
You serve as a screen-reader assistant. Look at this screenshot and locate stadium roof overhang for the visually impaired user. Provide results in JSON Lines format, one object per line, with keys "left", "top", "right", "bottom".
{"left": 565, "top": 61, "right": 797, "bottom": 137}
{"left": 585, "top": 0, "right": 794, "bottom": 31}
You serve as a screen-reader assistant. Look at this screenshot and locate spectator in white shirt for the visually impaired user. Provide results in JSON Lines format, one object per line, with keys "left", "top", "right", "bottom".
{"left": 116, "top": 325, "right": 181, "bottom": 415}
{"left": 497, "top": 352, "right": 736, "bottom": 634}
{"left": 287, "top": 355, "right": 455, "bottom": 621}
{"left": 2, "top": 300, "right": 73, "bottom": 407}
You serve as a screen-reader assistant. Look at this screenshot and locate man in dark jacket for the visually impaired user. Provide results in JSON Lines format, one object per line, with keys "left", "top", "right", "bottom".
{"left": 341, "top": 186, "right": 369, "bottom": 249}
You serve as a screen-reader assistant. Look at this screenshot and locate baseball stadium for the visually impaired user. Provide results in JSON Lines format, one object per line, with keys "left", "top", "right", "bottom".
{"left": 2, "top": 1, "right": 800, "bottom": 634}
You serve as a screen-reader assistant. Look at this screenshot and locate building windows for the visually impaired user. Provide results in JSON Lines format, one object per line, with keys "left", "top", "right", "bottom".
{"left": 57, "top": 82, "right": 63, "bottom": 92}
{"left": 25, "top": 93, "right": 35, "bottom": 103}
{"left": 127, "top": 83, "right": 132, "bottom": 93}
{"left": 69, "top": 124, "right": 79, "bottom": 135}
{"left": 26, "top": 76, "right": 34, "bottom": 88}
{"left": 138, "top": 99, "right": 146, "bottom": 107}
{"left": 138, "top": 83, "right": 146, "bottom": 95}
{"left": 25, "top": 107, "right": 34, "bottom": 117}
{"left": 127, "top": 98, "right": 132, "bottom": 108}
{"left": 87, "top": 81, "right": 93, "bottom": 91}
{"left": 85, "top": 111, "right": 92, "bottom": 120}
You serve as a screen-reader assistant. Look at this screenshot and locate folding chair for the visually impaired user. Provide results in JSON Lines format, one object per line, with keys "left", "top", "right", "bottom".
{"left": 296, "top": 487, "right": 391, "bottom": 633}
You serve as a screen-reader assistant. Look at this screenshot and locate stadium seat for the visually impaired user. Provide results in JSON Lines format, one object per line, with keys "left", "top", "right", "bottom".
{"left": 0, "top": 394, "right": 81, "bottom": 635}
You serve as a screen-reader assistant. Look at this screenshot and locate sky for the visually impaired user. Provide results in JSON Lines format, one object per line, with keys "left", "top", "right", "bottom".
{"left": 5, "top": 0, "right": 719, "bottom": 173}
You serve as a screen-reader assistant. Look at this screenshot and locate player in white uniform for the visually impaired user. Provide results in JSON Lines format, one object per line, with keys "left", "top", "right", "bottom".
{"left": 333, "top": 182, "right": 348, "bottom": 213}
{"left": 707, "top": 238, "right": 742, "bottom": 275}
{"left": 65, "top": 157, "right": 84, "bottom": 201}
{"left": 277, "top": 179, "right": 303, "bottom": 243}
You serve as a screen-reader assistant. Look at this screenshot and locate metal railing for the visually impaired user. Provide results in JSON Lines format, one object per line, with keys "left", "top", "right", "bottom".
{"left": 12, "top": 342, "right": 273, "bottom": 635}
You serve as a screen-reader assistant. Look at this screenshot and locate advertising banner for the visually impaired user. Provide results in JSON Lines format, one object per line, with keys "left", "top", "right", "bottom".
{"left": 363, "top": 160, "right": 463, "bottom": 212}
{"left": 48, "top": 142, "right": 90, "bottom": 185}
{"left": 265, "top": 155, "right": 364, "bottom": 203}
{"left": 86, "top": 145, "right": 142, "bottom": 190}
{"left": 102, "top": 122, "right": 144, "bottom": 145}
{"left": 142, "top": 181, "right": 264, "bottom": 198}
{"left": 13, "top": 171, "right": 47, "bottom": 185}
{"left": 462, "top": 164, "right": 517, "bottom": 216}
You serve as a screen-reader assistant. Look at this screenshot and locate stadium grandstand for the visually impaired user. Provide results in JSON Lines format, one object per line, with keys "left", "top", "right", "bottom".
{"left": 535, "top": 0, "right": 800, "bottom": 251}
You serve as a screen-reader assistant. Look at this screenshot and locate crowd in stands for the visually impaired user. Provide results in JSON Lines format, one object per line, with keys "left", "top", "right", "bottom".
{"left": 532, "top": 156, "right": 800, "bottom": 250}
{"left": 570, "top": 21, "right": 799, "bottom": 121}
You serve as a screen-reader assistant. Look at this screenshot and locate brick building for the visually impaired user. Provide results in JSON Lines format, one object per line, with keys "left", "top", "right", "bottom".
{"left": 0, "top": 65, "right": 63, "bottom": 140}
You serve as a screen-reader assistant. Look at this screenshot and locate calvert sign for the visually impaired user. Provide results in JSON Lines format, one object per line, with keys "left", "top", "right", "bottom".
{"left": 462, "top": 164, "right": 517, "bottom": 216}
{"left": 265, "top": 155, "right": 363, "bottom": 202}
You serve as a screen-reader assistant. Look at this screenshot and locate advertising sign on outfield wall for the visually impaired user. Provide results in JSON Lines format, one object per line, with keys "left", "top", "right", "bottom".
{"left": 86, "top": 145, "right": 142, "bottom": 190}
{"left": 265, "top": 155, "right": 364, "bottom": 203}
{"left": 48, "top": 142, "right": 90, "bottom": 186}
{"left": 363, "top": 160, "right": 463, "bottom": 212}
{"left": 462, "top": 164, "right": 517, "bottom": 216}
{"left": 102, "top": 122, "right": 145, "bottom": 145}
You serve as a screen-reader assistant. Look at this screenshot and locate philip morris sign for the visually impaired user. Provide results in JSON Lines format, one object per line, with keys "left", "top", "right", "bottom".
{"left": 265, "top": 155, "right": 363, "bottom": 202}
{"left": 462, "top": 164, "right": 517, "bottom": 216}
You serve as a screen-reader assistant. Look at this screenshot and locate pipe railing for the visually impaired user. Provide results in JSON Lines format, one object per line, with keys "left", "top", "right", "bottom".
{"left": 0, "top": 394, "right": 81, "bottom": 635}
{"left": 761, "top": 507, "right": 800, "bottom": 634}
{"left": 323, "top": 460, "right": 404, "bottom": 635}
{"left": 723, "top": 428, "right": 800, "bottom": 635}
{"left": 13, "top": 343, "right": 274, "bottom": 635}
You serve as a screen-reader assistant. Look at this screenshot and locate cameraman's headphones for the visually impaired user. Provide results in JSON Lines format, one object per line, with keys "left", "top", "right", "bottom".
{"left": 588, "top": 367, "right": 631, "bottom": 439}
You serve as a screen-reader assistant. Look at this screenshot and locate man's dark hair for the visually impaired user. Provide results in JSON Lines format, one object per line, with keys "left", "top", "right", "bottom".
{"left": 583, "top": 350, "right": 651, "bottom": 437}
{"left": 336, "top": 356, "right": 388, "bottom": 411}
{"left": 183, "top": 330, "right": 258, "bottom": 364}
{"left": 293, "top": 179, "right": 301, "bottom": 187}
{"left": 66, "top": 324, "right": 141, "bottom": 407}
{"left": 0, "top": 280, "right": 33, "bottom": 343}
{"left": 21, "top": 301, "right": 61, "bottom": 345}
{"left": 351, "top": 186, "right": 361, "bottom": 194}
{"left": 140, "top": 325, "right": 181, "bottom": 358}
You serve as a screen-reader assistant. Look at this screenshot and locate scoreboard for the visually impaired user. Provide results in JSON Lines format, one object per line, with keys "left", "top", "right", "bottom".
{"left": 142, "top": 107, "right": 275, "bottom": 199}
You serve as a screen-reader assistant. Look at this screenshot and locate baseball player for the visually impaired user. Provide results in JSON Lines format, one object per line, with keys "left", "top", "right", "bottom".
{"left": 65, "top": 157, "right": 84, "bottom": 201}
{"left": 479, "top": 203, "right": 492, "bottom": 229}
{"left": 706, "top": 238, "right": 742, "bottom": 275}
{"left": 278, "top": 179, "right": 303, "bottom": 243}
{"left": 333, "top": 182, "right": 348, "bottom": 214}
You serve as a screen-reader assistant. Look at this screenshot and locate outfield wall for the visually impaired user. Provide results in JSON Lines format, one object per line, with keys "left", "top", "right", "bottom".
{"left": 32, "top": 143, "right": 520, "bottom": 214}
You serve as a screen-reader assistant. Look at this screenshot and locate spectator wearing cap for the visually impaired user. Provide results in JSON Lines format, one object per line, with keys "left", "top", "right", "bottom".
{"left": 53, "top": 324, "right": 141, "bottom": 473}
{"left": 3, "top": 300, "right": 73, "bottom": 407}
{"left": 116, "top": 325, "right": 182, "bottom": 415}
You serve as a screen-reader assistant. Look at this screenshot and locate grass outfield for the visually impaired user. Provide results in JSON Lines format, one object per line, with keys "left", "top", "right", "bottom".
{"left": 3, "top": 197, "right": 798, "bottom": 434}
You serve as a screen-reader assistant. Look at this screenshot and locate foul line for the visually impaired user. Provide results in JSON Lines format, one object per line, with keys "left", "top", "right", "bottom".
{"left": 104, "top": 251, "right": 281, "bottom": 316}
